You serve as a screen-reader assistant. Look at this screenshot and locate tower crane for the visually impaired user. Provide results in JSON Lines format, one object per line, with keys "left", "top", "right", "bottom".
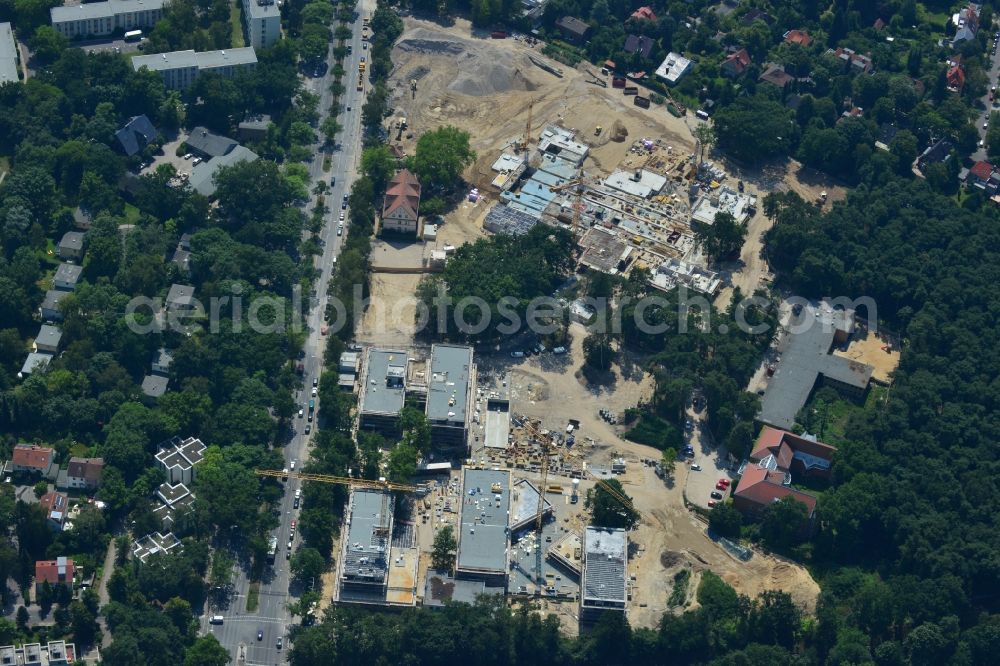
{"left": 549, "top": 178, "right": 586, "bottom": 240}
{"left": 520, "top": 99, "right": 536, "bottom": 160}
{"left": 254, "top": 469, "right": 417, "bottom": 493}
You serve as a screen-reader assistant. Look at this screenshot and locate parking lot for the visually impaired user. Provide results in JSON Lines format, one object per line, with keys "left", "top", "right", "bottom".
{"left": 682, "top": 403, "right": 735, "bottom": 510}
{"left": 78, "top": 37, "right": 144, "bottom": 56}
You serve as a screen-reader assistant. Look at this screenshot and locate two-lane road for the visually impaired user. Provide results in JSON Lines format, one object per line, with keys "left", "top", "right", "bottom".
{"left": 205, "top": 0, "right": 375, "bottom": 662}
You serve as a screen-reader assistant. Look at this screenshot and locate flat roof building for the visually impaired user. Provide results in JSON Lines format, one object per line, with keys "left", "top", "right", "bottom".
{"left": 758, "top": 303, "right": 874, "bottom": 430}
{"left": 340, "top": 488, "right": 396, "bottom": 603}
{"left": 655, "top": 52, "right": 692, "bottom": 85}
{"left": 426, "top": 344, "right": 475, "bottom": 453}
{"left": 188, "top": 144, "right": 259, "bottom": 197}
{"left": 155, "top": 436, "right": 206, "bottom": 485}
{"left": 537, "top": 125, "right": 590, "bottom": 167}
{"left": 132, "top": 531, "right": 181, "bottom": 562}
{"left": 510, "top": 478, "right": 554, "bottom": 533}
{"left": 580, "top": 527, "right": 627, "bottom": 621}
{"left": 0, "top": 641, "right": 77, "bottom": 666}
{"left": 53, "top": 263, "right": 83, "bottom": 291}
{"left": 0, "top": 23, "right": 18, "bottom": 85}
{"left": 51, "top": 0, "right": 164, "bottom": 39}
{"left": 34, "top": 325, "right": 62, "bottom": 355}
{"left": 20, "top": 352, "right": 54, "bottom": 377}
{"left": 649, "top": 258, "right": 721, "bottom": 296}
{"left": 241, "top": 0, "right": 280, "bottom": 49}
{"left": 358, "top": 348, "right": 408, "bottom": 436}
{"left": 603, "top": 169, "right": 667, "bottom": 199}
{"left": 131, "top": 47, "right": 257, "bottom": 90}
{"left": 456, "top": 469, "right": 510, "bottom": 587}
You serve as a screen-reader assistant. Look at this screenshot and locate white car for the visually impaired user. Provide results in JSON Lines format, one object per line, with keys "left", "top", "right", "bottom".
{"left": 183, "top": 153, "right": 193, "bottom": 160}
{"left": 298, "top": 408, "right": 303, "bottom": 418}
{"left": 311, "top": 387, "right": 317, "bottom": 396}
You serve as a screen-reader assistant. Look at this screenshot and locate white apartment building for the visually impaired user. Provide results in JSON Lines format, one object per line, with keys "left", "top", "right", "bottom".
{"left": 131, "top": 47, "right": 257, "bottom": 90}
{"left": 50, "top": 0, "right": 164, "bottom": 39}
{"left": 242, "top": 0, "right": 281, "bottom": 49}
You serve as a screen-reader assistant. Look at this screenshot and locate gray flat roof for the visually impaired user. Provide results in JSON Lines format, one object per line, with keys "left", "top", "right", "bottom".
{"left": 510, "top": 478, "right": 553, "bottom": 532}
{"left": 484, "top": 405, "right": 510, "bottom": 449}
{"left": 456, "top": 469, "right": 510, "bottom": 574}
{"left": 60, "top": 232, "right": 84, "bottom": 250}
{"left": 427, "top": 344, "right": 473, "bottom": 425}
{"left": 54, "top": 263, "right": 83, "bottom": 286}
{"left": 165, "top": 283, "right": 195, "bottom": 306}
{"left": 245, "top": 0, "right": 280, "bottom": 20}
{"left": 52, "top": 0, "right": 165, "bottom": 22}
{"left": 21, "top": 352, "right": 53, "bottom": 376}
{"left": 132, "top": 47, "right": 257, "bottom": 72}
{"left": 188, "top": 145, "right": 258, "bottom": 196}
{"left": 342, "top": 489, "right": 393, "bottom": 584}
{"left": 142, "top": 374, "right": 169, "bottom": 397}
{"left": 0, "top": 23, "right": 17, "bottom": 85}
{"left": 582, "top": 527, "right": 627, "bottom": 604}
{"left": 41, "top": 290, "right": 69, "bottom": 311}
{"left": 758, "top": 306, "right": 873, "bottom": 430}
{"left": 36, "top": 325, "right": 62, "bottom": 349}
{"left": 360, "top": 349, "right": 407, "bottom": 416}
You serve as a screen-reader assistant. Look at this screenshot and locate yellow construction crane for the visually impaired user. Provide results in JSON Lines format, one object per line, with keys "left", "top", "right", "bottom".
{"left": 549, "top": 178, "right": 586, "bottom": 239}
{"left": 254, "top": 469, "right": 417, "bottom": 493}
{"left": 521, "top": 99, "right": 535, "bottom": 156}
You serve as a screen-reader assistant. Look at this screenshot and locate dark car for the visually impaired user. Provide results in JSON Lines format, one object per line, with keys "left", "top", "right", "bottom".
{"left": 710, "top": 491, "right": 723, "bottom": 500}
{"left": 257, "top": 631, "right": 263, "bottom": 641}
{"left": 330, "top": 176, "right": 336, "bottom": 186}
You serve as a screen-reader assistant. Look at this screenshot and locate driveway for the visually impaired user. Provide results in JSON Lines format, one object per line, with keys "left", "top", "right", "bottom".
{"left": 682, "top": 403, "right": 734, "bottom": 509}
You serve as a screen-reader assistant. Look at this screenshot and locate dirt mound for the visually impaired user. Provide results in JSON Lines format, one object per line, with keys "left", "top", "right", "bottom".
{"left": 611, "top": 120, "right": 628, "bottom": 142}
{"left": 397, "top": 38, "right": 464, "bottom": 55}
{"left": 449, "top": 63, "right": 536, "bottom": 97}
{"left": 660, "top": 550, "right": 683, "bottom": 569}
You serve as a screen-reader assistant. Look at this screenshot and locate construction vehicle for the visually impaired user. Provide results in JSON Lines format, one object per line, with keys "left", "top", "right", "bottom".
{"left": 518, "top": 98, "right": 535, "bottom": 157}
{"left": 359, "top": 61, "right": 365, "bottom": 73}
{"left": 594, "top": 126, "right": 603, "bottom": 136}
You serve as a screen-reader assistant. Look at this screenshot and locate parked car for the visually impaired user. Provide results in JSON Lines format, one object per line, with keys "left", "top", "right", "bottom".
{"left": 510, "top": 351, "right": 525, "bottom": 358}
{"left": 710, "top": 491, "right": 723, "bottom": 500}
{"left": 257, "top": 630, "right": 263, "bottom": 641}
{"left": 277, "top": 638, "right": 283, "bottom": 650}
{"left": 717, "top": 478, "right": 730, "bottom": 487}
{"left": 707, "top": 500, "right": 717, "bottom": 507}
{"left": 311, "top": 387, "right": 317, "bottom": 396}
{"left": 293, "top": 497, "right": 300, "bottom": 509}
{"left": 313, "top": 378, "right": 318, "bottom": 387}
{"left": 552, "top": 346, "right": 567, "bottom": 354}
{"left": 298, "top": 408, "right": 303, "bottom": 418}
{"left": 304, "top": 424, "right": 311, "bottom": 434}
{"left": 716, "top": 482, "right": 728, "bottom": 491}
{"left": 690, "top": 463, "right": 701, "bottom": 471}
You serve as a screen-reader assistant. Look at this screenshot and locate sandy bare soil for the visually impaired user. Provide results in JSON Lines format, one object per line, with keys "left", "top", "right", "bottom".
{"left": 834, "top": 328, "right": 900, "bottom": 384}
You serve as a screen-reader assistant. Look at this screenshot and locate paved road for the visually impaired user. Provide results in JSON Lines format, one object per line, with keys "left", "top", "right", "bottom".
{"left": 972, "top": 23, "right": 1000, "bottom": 162}
{"left": 203, "top": 2, "right": 374, "bottom": 662}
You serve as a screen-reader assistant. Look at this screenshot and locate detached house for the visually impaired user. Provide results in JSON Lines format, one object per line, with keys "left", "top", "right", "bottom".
{"left": 783, "top": 30, "right": 812, "bottom": 47}
{"left": 381, "top": 169, "right": 421, "bottom": 236}
{"left": 53, "top": 263, "right": 83, "bottom": 291}
{"left": 9, "top": 445, "right": 56, "bottom": 477}
{"left": 624, "top": 34, "right": 655, "bottom": 60}
{"left": 965, "top": 160, "right": 1000, "bottom": 195}
{"left": 39, "top": 491, "right": 70, "bottom": 531}
{"left": 57, "top": 457, "right": 104, "bottom": 491}
{"left": 115, "top": 115, "right": 157, "bottom": 157}
{"left": 630, "top": 6, "right": 656, "bottom": 21}
{"left": 946, "top": 65, "right": 966, "bottom": 93}
{"left": 34, "top": 557, "right": 74, "bottom": 594}
{"left": 58, "top": 232, "right": 85, "bottom": 261}
{"left": 555, "top": 16, "right": 590, "bottom": 44}
{"left": 721, "top": 48, "right": 751, "bottom": 78}
{"left": 827, "top": 47, "right": 873, "bottom": 74}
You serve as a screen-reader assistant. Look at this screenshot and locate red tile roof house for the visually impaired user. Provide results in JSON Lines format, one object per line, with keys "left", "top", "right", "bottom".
{"left": 721, "top": 48, "right": 751, "bottom": 78}
{"left": 39, "top": 491, "right": 70, "bottom": 531}
{"left": 381, "top": 169, "right": 422, "bottom": 236}
{"left": 58, "top": 457, "right": 105, "bottom": 491}
{"left": 966, "top": 160, "right": 998, "bottom": 194}
{"left": 630, "top": 6, "right": 656, "bottom": 21}
{"left": 8, "top": 445, "right": 56, "bottom": 478}
{"left": 946, "top": 65, "right": 966, "bottom": 93}
{"left": 35, "top": 557, "right": 74, "bottom": 594}
{"left": 733, "top": 427, "right": 836, "bottom": 535}
{"left": 783, "top": 30, "right": 813, "bottom": 47}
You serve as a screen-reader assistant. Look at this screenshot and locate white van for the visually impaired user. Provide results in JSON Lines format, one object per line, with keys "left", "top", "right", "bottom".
{"left": 295, "top": 488, "right": 301, "bottom": 499}
{"left": 210, "top": 615, "right": 224, "bottom": 625}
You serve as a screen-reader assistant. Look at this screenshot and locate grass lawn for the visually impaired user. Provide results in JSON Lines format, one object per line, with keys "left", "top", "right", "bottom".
{"left": 230, "top": 1, "right": 245, "bottom": 48}
{"left": 69, "top": 442, "right": 90, "bottom": 458}
{"left": 918, "top": 4, "right": 952, "bottom": 29}
{"left": 246, "top": 581, "right": 260, "bottom": 612}
{"left": 123, "top": 203, "right": 141, "bottom": 224}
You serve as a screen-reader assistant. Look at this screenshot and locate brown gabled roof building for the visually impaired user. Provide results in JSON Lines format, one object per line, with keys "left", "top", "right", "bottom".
{"left": 10, "top": 445, "right": 56, "bottom": 476}
{"left": 555, "top": 16, "right": 590, "bottom": 44}
{"left": 721, "top": 48, "right": 751, "bottom": 77}
{"left": 381, "top": 169, "right": 422, "bottom": 236}
{"left": 783, "top": 30, "right": 813, "bottom": 47}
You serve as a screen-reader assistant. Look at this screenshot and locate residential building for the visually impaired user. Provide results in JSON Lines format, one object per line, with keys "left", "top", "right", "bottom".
{"left": 155, "top": 436, "right": 206, "bottom": 485}
{"left": 33, "top": 325, "right": 62, "bottom": 354}
{"left": 759, "top": 63, "right": 794, "bottom": 88}
{"left": 952, "top": 3, "right": 979, "bottom": 44}
{"left": 189, "top": 144, "right": 259, "bottom": 197}
{"left": 131, "top": 47, "right": 257, "bottom": 90}
{"left": 238, "top": 115, "right": 271, "bottom": 141}
{"left": 185, "top": 127, "right": 238, "bottom": 158}
{"left": 50, "top": 0, "right": 164, "bottom": 38}
{"left": 10, "top": 445, "right": 56, "bottom": 477}
{"left": 53, "top": 263, "right": 82, "bottom": 291}
{"left": 603, "top": 168, "right": 666, "bottom": 199}
{"left": 0, "top": 23, "right": 18, "bottom": 84}
{"left": 151, "top": 348, "right": 172, "bottom": 375}
{"left": 0, "top": 642, "right": 76, "bottom": 666}
{"left": 742, "top": 8, "right": 775, "bottom": 25}
{"left": 629, "top": 5, "right": 656, "bottom": 21}
{"left": 482, "top": 204, "right": 538, "bottom": 235}
{"left": 40, "top": 290, "right": 69, "bottom": 321}
{"left": 649, "top": 258, "right": 721, "bottom": 296}
{"left": 115, "top": 115, "right": 157, "bottom": 157}
{"left": 58, "top": 232, "right": 85, "bottom": 261}
{"left": 555, "top": 16, "right": 589, "bottom": 44}
{"left": 783, "top": 29, "right": 812, "bottom": 47}
{"left": 580, "top": 527, "right": 627, "bottom": 621}
{"left": 19, "top": 353, "right": 53, "bottom": 377}
{"left": 57, "top": 457, "right": 104, "bottom": 491}
{"left": 720, "top": 48, "right": 751, "bottom": 78}
{"left": 34, "top": 557, "right": 74, "bottom": 593}
{"left": 241, "top": 0, "right": 280, "bottom": 49}
{"left": 733, "top": 428, "right": 836, "bottom": 532}
{"left": 655, "top": 52, "right": 692, "bottom": 85}
{"left": 141, "top": 374, "right": 169, "bottom": 398}
{"left": 39, "top": 491, "right": 69, "bottom": 531}
{"left": 758, "top": 303, "right": 874, "bottom": 430}
{"left": 455, "top": 469, "right": 510, "bottom": 588}
{"left": 623, "top": 34, "right": 655, "bottom": 60}
{"left": 917, "top": 138, "right": 955, "bottom": 172}
{"left": 153, "top": 482, "right": 196, "bottom": 530}
{"left": 947, "top": 65, "right": 966, "bottom": 92}
{"left": 826, "top": 47, "right": 873, "bottom": 74}
{"left": 164, "top": 283, "right": 196, "bottom": 313}
{"left": 426, "top": 344, "right": 475, "bottom": 453}
{"left": 381, "top": 169, "right": 421, "bottom": 235}
{"left": 536, "top": 125, "right": 590, "bottom": 167}
{"left": 966, "top": 160, "right": 999, "bottom": 194}
{"left": 875, "top": 123, "right": 900, "bottom": 151}
{"left": 358, "top": 348, "right": 408, "bottom": 436}
{"left": 132, "top": 531, "right": 181, "bottom": 562}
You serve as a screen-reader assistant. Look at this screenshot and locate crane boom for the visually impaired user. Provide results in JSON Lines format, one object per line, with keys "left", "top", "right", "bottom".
{"left": 254, "top": 469, "right": 417, "bottom": 492}
{"left": 549, "top": 178, "right": 585, "bottom": 240}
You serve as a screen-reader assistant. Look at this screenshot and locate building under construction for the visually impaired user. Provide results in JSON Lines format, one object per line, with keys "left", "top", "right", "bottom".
{"left": 455, "top": 468, "right": 511, "bottom": 588}
{"left": 338, "top": 488, "right": 418, "bottom": 606}
{"left": 580, "top": 526, "right": 628, "bottom": 621}
{"left": 426, "top": 344, "right": 476, "bottom": 454}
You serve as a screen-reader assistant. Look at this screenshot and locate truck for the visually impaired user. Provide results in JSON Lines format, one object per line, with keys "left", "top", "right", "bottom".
{"left": 622, "top": 86, "right": 639, "bottom": 96}
{"left": 267, "top": 536, "right": 278, "bottom": 564}
{"left": 633, "top": 95, "right": 650, "bottom": 108}
{"left": 359, "top": 61, "right": 365, "bottom": 73}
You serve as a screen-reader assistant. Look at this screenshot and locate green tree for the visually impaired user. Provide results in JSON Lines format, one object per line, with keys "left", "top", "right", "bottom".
{"left": 183, "top": 635, "right": 230, "bottom": 666}
{"left": 586, "top": 478, "right": 639, "bottom": 529}
{"left": 361, "top": 145, "right": 398, "bottom": 193}
{"left": 713, "top": 95, "right": 795, "bottom": 162}
{"left": 28, "top": 26, "right": 67, "bottom": 65}
{"left": 693, "top": 211, "right": 748, "bottom": 262}
{"left": 408, "top": 125, "right": 476, "bottom": 192}
{"left": 708, "top": 502, "right": 742, "bottom": 538}
{"left": 759, "top": 495, "right": 809, "bottom": 550}
{"left": 290, "top": 547, "right": 326, "bottom": 586}
{"left": 431, "top": 525, "right": 456, "bottom": 572}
